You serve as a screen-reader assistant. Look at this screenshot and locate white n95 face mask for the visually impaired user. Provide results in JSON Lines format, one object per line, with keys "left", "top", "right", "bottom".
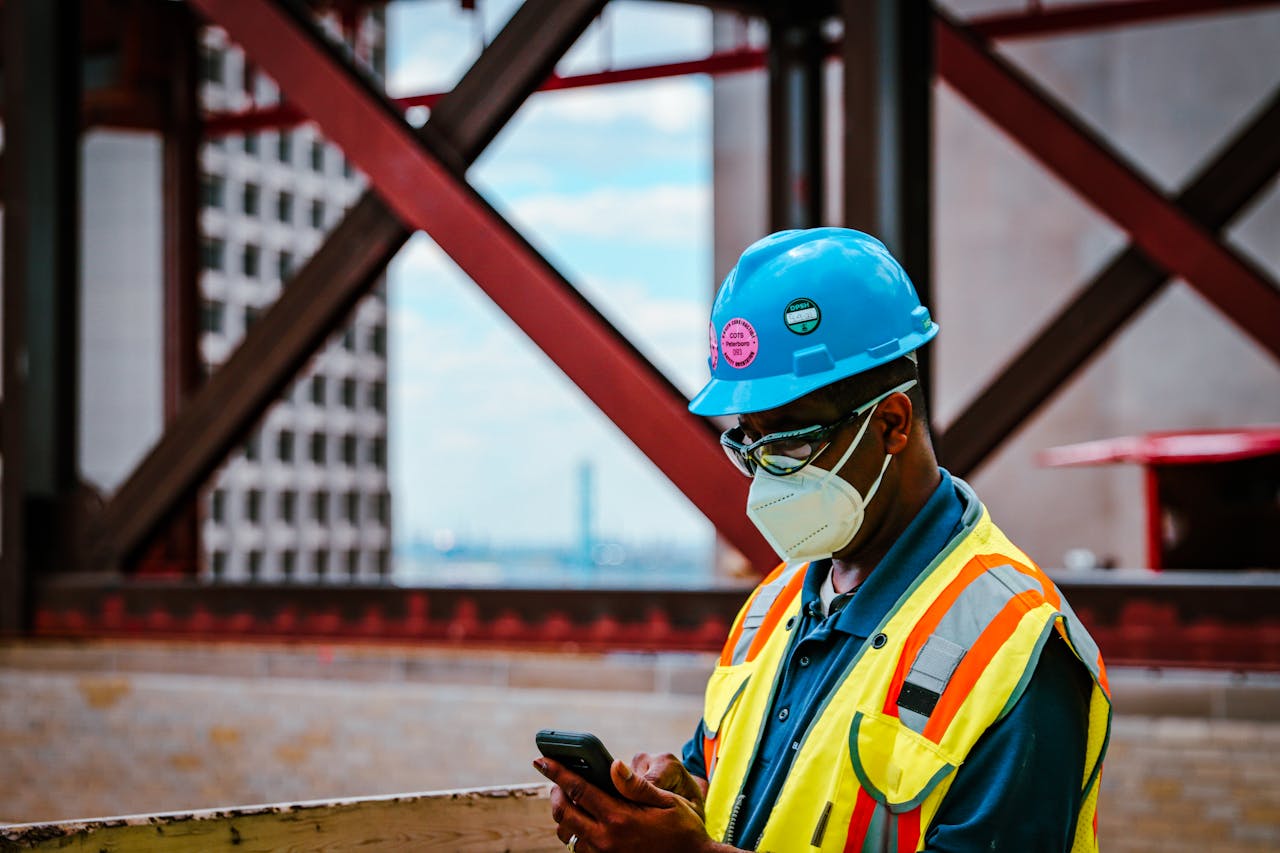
{"left": 745, "top": 401, "right": 894, "bottom": 563}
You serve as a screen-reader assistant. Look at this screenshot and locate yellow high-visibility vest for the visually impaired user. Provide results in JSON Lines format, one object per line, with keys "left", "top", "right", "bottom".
{"left": 701, "top": 490, "right": 1111, "bottom": 852}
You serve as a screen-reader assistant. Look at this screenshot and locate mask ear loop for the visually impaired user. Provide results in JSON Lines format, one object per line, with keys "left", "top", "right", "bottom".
{"left": 819, "top": 403, "right": 879, "bottom": 485}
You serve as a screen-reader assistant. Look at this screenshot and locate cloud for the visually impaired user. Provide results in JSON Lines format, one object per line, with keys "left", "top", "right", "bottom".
{"left": 534, "top": 78, "right": 710, "bottom": 135}
{"left": 508, "top": 183, "right": 710, "bottom": 246}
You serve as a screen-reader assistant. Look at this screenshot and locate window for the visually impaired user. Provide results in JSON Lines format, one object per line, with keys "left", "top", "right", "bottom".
{"left": 243, "top": 304, "right": 260, "bottom": 330}
{"left": 310, "top": 375, "right": 326, "bottom": 406}
{"left": 368, "top": 381, "right": 386, "bottom": 413}
{"left": 201, "top": 238, "right": 225, "bottom": 271}
{"left": 341, "top": 434, "right": 358, "bottom": 467}
{"left": 279, "top": 490, "right": 296, "bottom": 523}
{"left": 312, "top": 491, "right": 329, "bottom": 523}
{"left": 342, "top": 329, "right": 356, "bottom": 351}
{"left": 211, "top": 551, "right": 227, "bottom": 578}
{"left": 247, "top": 549, "right": 263, "bottom": 579}
{"left": 244, "top": 432, "right": 260, "bottom": 461}
{"left": 310, "top": 431, "right": 326, "bottom": 464}
{"left": 344, "top": 490, "right": 360, "bottom": 523}
{"left": 368, "top": 324, "right": 386, "bottom": 357}
{"left": 342, "top": 156, "right": 354, "bottom": 179}
{"left": 277, "top": 251, "right": 294, "bottom": 282}
{"left": 246, "top": 488, "right": 262, "bottom": 522}
{"left": 310, "top": 139, "right": 326, "bottom": 172}
{"left": 242, "top": 59, "right": 257, "bottom": 96}
{"left": 201, "top": 299, "right": 225, "bottom": 334}
{"left": 199, "top": 46, "right": 224, "bottom": 84}
{"left": 277, "top": 429, "right": 294, "bottom": 462}
{"left": 310, "top": 198, "right": 325, "bottom": 229}
{"left": 369, "top": 436, "right": 386, "bottom": 470}
{"left": 242, "top": 243, "right": 260, "bottom": 278}
{"left": 345, "top": 549, "right": 361, "bottom": 578}
{"left": 243, "top": 132, "right": 259, "bottom": 156}
{"left": 211, "top": 489, "right": 226, "bottom": 523}
{"left": 314, "top": 549, "right": 329, "bottom": 577}
{"left": 340, "top": 378, "right": 357, "bottom": 409}
{"left": 376, "top": 548, "right": 390, "bottom": 577}
{"left": 281, "top": 550, "right": 297, "bottom": 579}
{"left": 370, "top": 43, "right": 386, "bottom": 78}
{"left": 277, "top": 130, "right": 293, "bottom": 163}
{"left": 242, "top": 182, "right": 260, "bottom": 217}
{"left": 201, "top": 173, "right": 225, "bottom": 209}
{"left": 372, "top": 492, "right": 389, "bottom": 526}
{"left": 275, "top": 190, "right": 293, "bottom": 224}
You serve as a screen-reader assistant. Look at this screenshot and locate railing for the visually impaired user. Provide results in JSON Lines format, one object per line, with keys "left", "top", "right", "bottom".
{"left": 0, "top": 785, "right": 560, "bottom": 852}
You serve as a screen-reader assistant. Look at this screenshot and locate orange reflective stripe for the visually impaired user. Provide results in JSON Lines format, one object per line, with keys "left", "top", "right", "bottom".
{"left": 703, "top": 732, "right": 719, "bottom": 779}
{"left": 843, "top": 788, "right": 877, "bottom": 853}
{"left": 882, "top": 556, "right": 990, "bottom": 716}
{"left": 719, "top": 561, "right": 788, "bottom": 666}
{"left": 922, "top": 593, "right": 1039, "bottom": 741}
{"left": 1096, "top": 650, "right": 1110, "bottom": 695}
{"left": 744, "top": 568, "right": 806, "bottom": 663}
{"left": 896, "top": 807, "right": 921, "bottom": 853}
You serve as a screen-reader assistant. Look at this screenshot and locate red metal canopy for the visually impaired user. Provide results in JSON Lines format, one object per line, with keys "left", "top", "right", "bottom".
{"left": 1039, "top": 427, "right": 1280, "bottom": 467}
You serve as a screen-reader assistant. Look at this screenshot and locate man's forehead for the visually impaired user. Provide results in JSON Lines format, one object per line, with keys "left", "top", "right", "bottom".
{"left": 739, "top": 386, "right": 843, "bottom": 431}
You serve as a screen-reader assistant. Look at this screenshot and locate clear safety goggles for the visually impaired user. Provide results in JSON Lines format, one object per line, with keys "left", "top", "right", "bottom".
{"left": 719, "top": 380, "right": 917, "bottom": 477}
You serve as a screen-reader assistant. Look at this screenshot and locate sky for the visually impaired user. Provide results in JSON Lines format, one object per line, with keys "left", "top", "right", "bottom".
{"left": 383, "top": 1, "right": 720, "bottom": 550}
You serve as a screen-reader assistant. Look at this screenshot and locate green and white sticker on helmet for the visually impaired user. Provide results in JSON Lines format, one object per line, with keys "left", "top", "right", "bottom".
{"left": 783, "top": 297, "right": 821, "bottom": 335}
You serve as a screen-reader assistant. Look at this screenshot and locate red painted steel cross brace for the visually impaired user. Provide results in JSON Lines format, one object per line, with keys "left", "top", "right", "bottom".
{"left": 934, "top": 12, "right": 1280, "bottom": 361}
{"left": 188, "top": 0, "right": 773, "bottom": 570}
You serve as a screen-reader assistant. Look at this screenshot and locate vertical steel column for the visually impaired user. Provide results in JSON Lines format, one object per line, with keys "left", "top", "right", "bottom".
{"left": 158, "top": 3, "right": 204, "bottom": 576}
{"left": 841, "top": 0, "right": 934, "bottom": 415}
{"left": 767, "top": 9, "right": 825, "bottom": 231}
{"left": 1, "top": 0, "right": 82, "bottom": 633}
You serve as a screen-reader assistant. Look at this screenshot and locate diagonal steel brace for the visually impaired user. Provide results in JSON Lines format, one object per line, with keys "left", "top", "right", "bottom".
{"left": 98, "top": 0, "right": 773, "bottom": 571}
{"left": 934, "top": 11, "right": 1280, "bottom": 362}
{"left": 939, "top": 89, "right": 1280, "bottom": 477}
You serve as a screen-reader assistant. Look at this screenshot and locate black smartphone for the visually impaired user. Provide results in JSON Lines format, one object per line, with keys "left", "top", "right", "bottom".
{"left": 535, "top": 729, "right": 621, "bottom": 798}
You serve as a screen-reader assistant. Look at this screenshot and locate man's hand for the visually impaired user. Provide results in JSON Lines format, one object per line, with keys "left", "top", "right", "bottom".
{"left": 535, "top": 756, "right": 722, "bottom": 853}
{"left": 628, "top": 752, "right": 708, "bottom": 820}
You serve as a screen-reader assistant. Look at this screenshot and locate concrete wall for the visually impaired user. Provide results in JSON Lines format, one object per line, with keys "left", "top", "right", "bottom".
{"left": 712, "top": 4, "right": 1280, "bottom": 570}
{"left": 2, "top": 642, "right": 1279, "bottom": 852}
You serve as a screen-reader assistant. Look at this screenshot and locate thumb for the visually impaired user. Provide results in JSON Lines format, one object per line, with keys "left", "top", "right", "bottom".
{"left": 611, "top": 759, "right": 677, "bottom": 808}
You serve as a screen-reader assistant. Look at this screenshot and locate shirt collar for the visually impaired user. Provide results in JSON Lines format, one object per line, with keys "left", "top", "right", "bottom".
{"left": 800, "top": 467, "right": 969, "bottom": 639}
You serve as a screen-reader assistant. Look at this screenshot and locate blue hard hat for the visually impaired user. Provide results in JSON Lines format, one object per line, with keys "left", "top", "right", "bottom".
{"left": 689, "top": 228, "right": 937, "bottom": 416}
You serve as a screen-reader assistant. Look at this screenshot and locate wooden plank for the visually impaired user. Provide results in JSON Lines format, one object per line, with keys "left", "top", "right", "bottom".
{"left": 0, "top": 785, "right": 562, "bottom": 852}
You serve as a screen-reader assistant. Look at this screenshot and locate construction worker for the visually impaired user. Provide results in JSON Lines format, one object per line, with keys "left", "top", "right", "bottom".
{"left": 536, "top": 228, "right": 1112, "bottom": 852}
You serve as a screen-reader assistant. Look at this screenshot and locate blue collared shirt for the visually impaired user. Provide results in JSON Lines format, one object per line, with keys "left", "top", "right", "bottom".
{"left": 683, "top": 469, "right": 1091, "bottom": 851}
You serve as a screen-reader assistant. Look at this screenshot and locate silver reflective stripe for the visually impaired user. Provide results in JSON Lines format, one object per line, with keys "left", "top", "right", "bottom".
{"left": 731, "top": 563, "right": 804, "bottom": 666}
{"left": 897, "top": 564, "right": 1043, "bottom": 734}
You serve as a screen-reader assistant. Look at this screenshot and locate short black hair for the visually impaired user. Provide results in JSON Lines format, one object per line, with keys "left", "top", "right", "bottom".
{"left": 816, "top": 355, "right": 929, "bottom": 427}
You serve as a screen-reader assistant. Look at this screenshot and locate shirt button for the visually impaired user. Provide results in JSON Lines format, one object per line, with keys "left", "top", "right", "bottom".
{"left": 778, "top": 707, "right": 790, "bottom": 722}
{"left": 798, "top": 656, "right": 810, "bottom": 667}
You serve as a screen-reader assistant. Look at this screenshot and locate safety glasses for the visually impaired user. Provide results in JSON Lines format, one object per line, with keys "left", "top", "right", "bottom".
{"left": 720, "top": 380, "right": 917, "bottom": 477}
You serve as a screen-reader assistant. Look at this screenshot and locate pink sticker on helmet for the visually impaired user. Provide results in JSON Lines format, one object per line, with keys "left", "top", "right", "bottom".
{"left": 721, "top": 318, "right": 758, "bottom": 369}
{"left": 708, "top": 322, "right": 719, "bottom": 370}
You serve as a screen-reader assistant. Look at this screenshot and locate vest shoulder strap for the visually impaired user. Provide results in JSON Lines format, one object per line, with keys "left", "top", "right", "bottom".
{"left": 721, "top": 562, "right": 807, "bottom": 667}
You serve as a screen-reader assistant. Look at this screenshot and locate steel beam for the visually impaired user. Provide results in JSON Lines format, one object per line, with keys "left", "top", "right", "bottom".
{"left": 969, "top": 0, "right": 1280, "bottom": 40}
{"left": 1, "top": 0, "right": 82, "bottom": 634}
{"left": 841, "top": 0, "right": 934, "bottom": 416}
{"left": 767, "top": 8, "right": 826, "bottom": 230}
{"left": 935, "top": 12, "right": 1280, "bottom": 361}
{"left": 939, "top": 89, "right": 1280, "bottom": 477}
{"left": 95, "top": 0, "right": 773, "bottom": 572}
{"left": 92, "top": 0, "right": 604, "bottom": 571}
{"left": 204, "top": 49, "right": 772, "bottom": 136}
{"left": 30, "top": 571, "right": 1280, "bottom": 668}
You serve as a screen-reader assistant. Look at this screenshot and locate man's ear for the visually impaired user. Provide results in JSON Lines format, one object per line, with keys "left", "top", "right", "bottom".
{"left": 876, "top": 392, "right": 913, "bottom": 455}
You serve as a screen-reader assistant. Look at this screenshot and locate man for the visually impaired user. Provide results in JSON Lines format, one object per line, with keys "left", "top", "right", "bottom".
{"left": 536, "top": 228, "right": 1111, "bottom": 852}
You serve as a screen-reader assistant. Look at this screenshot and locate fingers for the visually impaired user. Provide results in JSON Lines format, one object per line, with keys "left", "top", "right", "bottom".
{"left": 535, "top": 758, "right": 613, "bottom": 824}
{"left": 611, "top": 759, "right": 679, "bottom": 809}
